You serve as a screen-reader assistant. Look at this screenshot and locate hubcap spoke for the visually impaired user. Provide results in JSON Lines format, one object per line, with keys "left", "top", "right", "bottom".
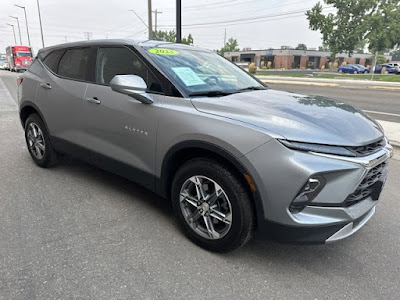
{"left": 180, "top": 190, "right": 200, "bottom": 207}
{"left": 36, "top": 142, "right": 45, "bottom": 151}
{"left": 203, "top": 215, "right": 220, "bottom": 239}
{"left": 190, "top": 176, "right": 207, "bottom": 200}
{"left": 210, "top": 207, "right": 232, "bottom": 225}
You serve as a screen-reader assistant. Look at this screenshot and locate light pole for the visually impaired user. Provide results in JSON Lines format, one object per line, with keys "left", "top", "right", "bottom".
{"left": 176, "top": 0, "right": 182, "bottom": 43}
{"left": 15, "top": 5, "right": 31, "bottom": 47}
{"left": 148, "top": 0, "right": 153, "bottom": 39}
{"left": 9, "top": 16, "right": 22, "bottom": 44}
{"left": 7, "top": 23, "right": 17, "bottom": 44}
{"left": 36, "top": 0, "right": 45, "bottom": 47}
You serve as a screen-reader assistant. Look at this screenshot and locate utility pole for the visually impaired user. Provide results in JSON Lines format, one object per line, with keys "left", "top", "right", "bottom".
{"left": 152, "top": 9, "right": 162, "bottom": 32}
{"left": 9, "top": 16, "right": 22, "bottom": 44}
{"left": 148, "top": 0, "right": 153, "bottom": 39}
{"left": 7, "top": 24, "right": 17, "bottom": 44}
{"left": 36, "top": 0, "right": 45, "bottom": 47}
{"left": 224, "top": 29, "right": 227, "bottom": 47}
{"left": 84, "top": 32, "right": 93, "bottom": 40}
{"left": 176, "top": 0, "right": 182, "bottom": 43}
{"left": 15, "top": 5, "right": 31, "bottom": 47}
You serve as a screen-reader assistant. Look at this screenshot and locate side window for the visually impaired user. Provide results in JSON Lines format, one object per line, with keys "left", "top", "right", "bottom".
{"left": 96, "top": 47, "right": 163, "bottom": 93}
{"left": 58, "top": 48, "right": 91, "bottom": 81}
{"left": 42, "top": 50, "right": 64, "bottom": 73}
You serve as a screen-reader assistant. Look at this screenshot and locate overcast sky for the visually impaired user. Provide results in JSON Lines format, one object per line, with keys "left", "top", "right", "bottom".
{"left": 0, "top": 0, "right": 326, "bottom": 54}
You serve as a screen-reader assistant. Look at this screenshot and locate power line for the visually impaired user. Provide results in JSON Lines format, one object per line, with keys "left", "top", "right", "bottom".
{"left": 158, "top": 6, "right": 333, "bottom": 29}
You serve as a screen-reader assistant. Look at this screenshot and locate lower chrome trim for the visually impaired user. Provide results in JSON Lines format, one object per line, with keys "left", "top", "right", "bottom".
{"left": 325, "top": 207, "right": 375, "bottom": 243}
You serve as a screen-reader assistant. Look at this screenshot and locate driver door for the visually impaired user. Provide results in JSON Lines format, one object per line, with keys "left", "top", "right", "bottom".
{"left": 82, "top": 46, "right": 164, "bottom": 190}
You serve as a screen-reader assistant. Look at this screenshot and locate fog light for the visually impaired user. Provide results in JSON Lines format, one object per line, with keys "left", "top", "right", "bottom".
{"left": 290, "top": 175, "right": 326, "bottom": 213}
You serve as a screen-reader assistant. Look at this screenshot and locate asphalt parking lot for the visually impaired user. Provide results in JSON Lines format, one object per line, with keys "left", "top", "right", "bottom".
{"left": 1, "top": 71, "right": 400, "bottom": 299}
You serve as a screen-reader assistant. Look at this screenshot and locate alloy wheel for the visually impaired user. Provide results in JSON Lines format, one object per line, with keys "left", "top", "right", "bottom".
{"left": 27, "top": 122, "right": 46, "bottom": 160}
{"left": 179, "top": 175, "right": 232, "bottom": 240}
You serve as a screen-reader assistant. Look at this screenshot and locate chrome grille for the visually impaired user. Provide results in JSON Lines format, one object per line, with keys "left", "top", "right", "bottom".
{"left": 345, "top": 161, "right": 387, "bottom": 206}
{"left": 347, "top": 139, "right": 385, "bottom": 157}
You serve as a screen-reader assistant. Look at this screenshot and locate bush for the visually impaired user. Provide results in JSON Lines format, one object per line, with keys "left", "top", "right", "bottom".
{"left": 249, "top": 62, "right": 257, "bottom": 73}
{"left": 333, "top": 62, "right": 339, "bottom": 69}
{"left": 321, "top": 65, "right": 325, "bottom": 71}
{"left": 267, "top": 61, "right": 272, "bottom": 69}
{"left": 260, "top": 61, "right": 265, "bottom": 68}
{"left": 381, "top": 67, "right": 387, "bottom": 74}
{"left": 325, "top": 61, "right": 330, "bottom": 69}
{"left": 341, "top": 61, "right": 347, "bottom": 66}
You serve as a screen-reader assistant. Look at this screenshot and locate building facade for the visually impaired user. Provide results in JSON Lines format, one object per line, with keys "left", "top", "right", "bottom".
{"left": 224, "top": 49, "right": 392, "bottom": 69}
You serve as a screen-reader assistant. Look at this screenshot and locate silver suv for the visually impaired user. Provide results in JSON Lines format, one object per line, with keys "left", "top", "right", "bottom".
{"left": 18, "top": 40, "right": 393, "bottom": 252}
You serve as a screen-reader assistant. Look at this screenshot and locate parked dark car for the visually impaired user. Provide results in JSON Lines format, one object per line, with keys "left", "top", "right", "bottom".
{"left": 374, "top": 64, "right": 399, "bottom": 74}
{"left": 354, "top": 64, "right": 370, "bottom": 73}
{"left": 338, "top": 64, "right": 363, "bottom": 74}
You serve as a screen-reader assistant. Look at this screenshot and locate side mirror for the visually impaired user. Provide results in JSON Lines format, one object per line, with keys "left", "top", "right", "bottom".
{"left": 110, "top": 75, "right": 153, "bottom": 104}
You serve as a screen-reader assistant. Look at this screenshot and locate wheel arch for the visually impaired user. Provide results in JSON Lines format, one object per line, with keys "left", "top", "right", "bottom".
{"left": 19, "top": 102, "right": 49, "bottom": 132}
{"left": 157, "top": 140, "right": 265, "bottom": 225}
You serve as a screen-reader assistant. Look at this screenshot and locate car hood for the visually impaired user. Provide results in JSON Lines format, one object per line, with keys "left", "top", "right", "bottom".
{"left": 190, "top": 89, "right": 383, "bottom": 146}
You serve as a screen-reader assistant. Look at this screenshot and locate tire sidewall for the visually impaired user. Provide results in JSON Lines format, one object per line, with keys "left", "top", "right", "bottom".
{"left": 171, "top": 159, "right": 254, "bottom": 252}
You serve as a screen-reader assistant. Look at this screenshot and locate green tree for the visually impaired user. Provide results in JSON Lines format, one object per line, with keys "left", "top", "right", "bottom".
{"left": 318, "top": 43, "right": 330, "bottom": 51}
{"left": 306, "top": 0, "right": 400, "bottom": 69}
{"left": 371, "top": 54, "right": 388, "bottom": 65}
{"left": 295, "top": 43, "right": 308, "bottom": 50}
{"left": 152, "top": 30, "right": 194, "bottom": 45}
{"left": 217, "top": 38, "right": 240, "bottom": 56}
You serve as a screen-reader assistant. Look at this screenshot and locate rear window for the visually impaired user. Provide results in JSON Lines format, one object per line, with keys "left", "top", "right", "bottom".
{"left": 42, "top": 50, "right": 65, "bottom": 73}
{"left": 58, "top": 48, "right": 92, "bottom": 81}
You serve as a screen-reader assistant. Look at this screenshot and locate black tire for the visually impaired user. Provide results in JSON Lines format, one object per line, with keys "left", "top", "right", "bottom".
{"left": 171, "top": 158, "right": 255, "bottom": 252}
{"left": 24, "top": 113, "right": 58, "bottom": 168}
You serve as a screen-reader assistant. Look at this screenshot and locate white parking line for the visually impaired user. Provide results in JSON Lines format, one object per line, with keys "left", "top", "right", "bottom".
{"left": 363, "top": 110, "right": 400, "bottom": 118}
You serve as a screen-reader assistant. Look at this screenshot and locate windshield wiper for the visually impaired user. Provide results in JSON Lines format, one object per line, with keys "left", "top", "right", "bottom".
{"left": 189, "top": 90, "right": 234, "bottom": 97}
{"left": 235, "top": 86, "right": 266, "bottom": 93}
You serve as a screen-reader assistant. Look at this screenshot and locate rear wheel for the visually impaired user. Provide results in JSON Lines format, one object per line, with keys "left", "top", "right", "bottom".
{"left": 25, "top": 113, "right": 58, "bottom": 167}
{"left": 171, "top": 158, "right": 255, "bottom": 252}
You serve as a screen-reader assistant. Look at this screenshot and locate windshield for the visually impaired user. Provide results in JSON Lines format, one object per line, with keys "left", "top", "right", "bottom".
{"left": 16, "top": 52, "right": 32, "bottom": 57}
{"left": 144, "top": 47, "right": 265, "bottom": 96}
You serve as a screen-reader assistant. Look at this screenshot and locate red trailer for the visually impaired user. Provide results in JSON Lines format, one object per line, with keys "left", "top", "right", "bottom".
{"left": 6, "top": 45, "right": 33, "bottom": 72}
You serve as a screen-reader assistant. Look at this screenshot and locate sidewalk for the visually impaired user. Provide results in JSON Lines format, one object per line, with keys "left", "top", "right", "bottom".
{"left": 377, "top": 120, "right": 400, "bottom": 148}
{"left": 257, "top": 75, "right": 400, "bottom": 90}
{"left": 0, "top": 78, "right": 17, "bottom": 112}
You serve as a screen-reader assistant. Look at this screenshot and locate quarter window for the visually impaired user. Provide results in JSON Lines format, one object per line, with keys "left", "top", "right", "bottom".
{"left": 96, "top": 47, "right": 162, "bottom": 93}
{"left": 43, "top": 50, "right": 64, "bottom": 73}
{"left": 58, "top": 48, "right": 92, "bottom": 81}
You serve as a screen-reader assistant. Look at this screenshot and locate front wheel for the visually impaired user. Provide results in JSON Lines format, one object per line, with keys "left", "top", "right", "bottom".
{"left": 25, "top": 113, "right": 58, "bottom": 168}
{"left": 171, "top": 158, "right": 255, "bottom": 252}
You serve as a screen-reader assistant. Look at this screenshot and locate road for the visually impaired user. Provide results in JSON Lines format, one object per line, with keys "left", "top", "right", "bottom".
{"left": 1, "top": 70, "right": 400, "bottom": 299}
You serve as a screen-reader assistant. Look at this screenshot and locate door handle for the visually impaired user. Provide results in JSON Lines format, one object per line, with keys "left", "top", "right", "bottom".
{"left": 86, "top": 97, "right": 101, "bottom": 104}
{"left": 40, "top": 82, "right": 52, "bottom": 89}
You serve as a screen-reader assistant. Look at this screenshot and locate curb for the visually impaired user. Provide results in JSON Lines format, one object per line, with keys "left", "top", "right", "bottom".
{"left": 256, "top": 75, "right": 400, "bottom": 87}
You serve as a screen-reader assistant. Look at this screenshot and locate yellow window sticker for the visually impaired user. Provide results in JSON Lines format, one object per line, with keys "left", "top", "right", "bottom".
{"left": 149, "top": 48, "right": 179, "bottom": 55}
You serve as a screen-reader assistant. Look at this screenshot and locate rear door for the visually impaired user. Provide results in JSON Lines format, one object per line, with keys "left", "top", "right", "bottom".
{"left": 36, "top": 47, "right": 96, "bottom": 145}
{"left": 83, "top": 46, "right": 165, "bottom": 188}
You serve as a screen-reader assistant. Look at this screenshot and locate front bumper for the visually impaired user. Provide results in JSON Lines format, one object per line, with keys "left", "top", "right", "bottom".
{"left": 242, "top": 138, "right": 393, "bottom": 243}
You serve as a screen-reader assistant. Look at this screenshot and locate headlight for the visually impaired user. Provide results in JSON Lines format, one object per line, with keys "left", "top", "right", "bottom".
{"left": 280, "top": 140, "right": 356, "bottom": 157}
